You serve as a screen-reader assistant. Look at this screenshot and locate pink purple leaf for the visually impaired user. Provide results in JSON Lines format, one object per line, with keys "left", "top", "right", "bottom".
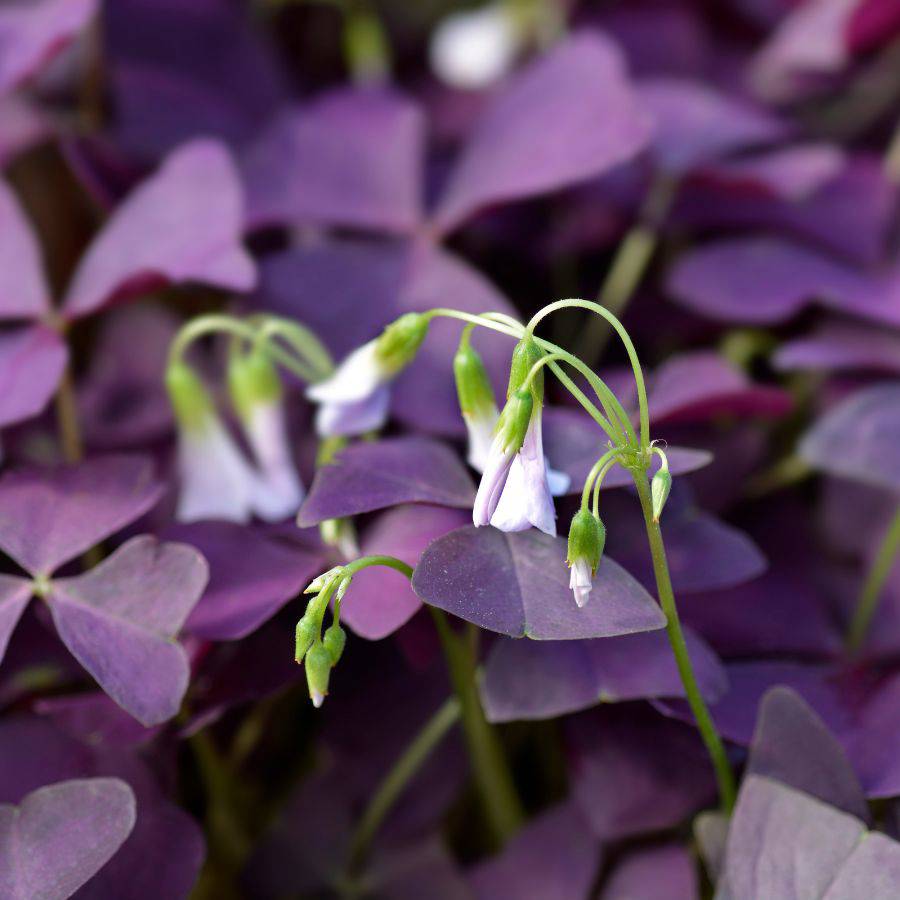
{"left": 298, "top": 437, "right": 475, "bottom": 527}
{"left": 0, "top": 778, "right": 135, "bottom": 900}
{"left": 412, "top": 525, "right": 665, "bottom": 639}
{"left": 0, "top": 325, "right": 68, "bottom": 427}
{"left": 0, "top": 0, "right": 98, "bottom": 96}
{"left": 0, "top": 178, "right": 51, "bottom": 319}
{"left": 62, "top": 139, "right": 256, "bottom": 320}
{"left": 481, "top": 627, "right": 726, "bottom": 722}
{"left": 433, "top": 32, "right": 652, "bottom": 234}
{"left": 344, "top": 505, "right": 471, "bottom": 640}
{"left": 775, "top": 321, "right": 900, "bottom": 374}
{"left": 600, "top": 845, "right": 698, "bottom": 900}
{"left": 0, "top": 575, "right": 33, "bottom": 663}
{"left": 48, "top": 536, "right": 208, "bottom": 725}
{"left": 0, "top": 455, "right": 163, "bottom": 576}
{"left": 242, "top": 89, "right": 425, "bottom": 233}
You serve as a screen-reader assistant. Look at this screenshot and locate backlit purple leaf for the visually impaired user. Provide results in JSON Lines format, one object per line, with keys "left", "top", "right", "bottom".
{"left": 748, "top": 687, "right": 869, "bottom": 821}
{"left": 256, "top": 238, "right": 515, "bottom": 436}
{"left": 0, "top": 325, "right": 67, "bottom": 427}
{"left": 0, "top": 455, "right": 163, "bottom": 576}
{"left": 469, "top": 802, "right": 600, "bottom": 900}
{"left": 724, "top": 776, "right": 900, "bottom": 900}
{"left": 48, "top": 536, "right": 208, "bottom": 725}
{"left": 344, "top": 505, "right": 471, "bottom": 640}
{"left": 412, "top": 525, "right": 665, "bottom": 639}
{"left": 668, "top": 237, "right": 900, "bottom": 326}
{"left": 165, "top": 521, "right": 324, "bottom": 640}
{"left": 600, "top": 845, "right": 698, "bottom": 900}
{"left": 638, "top": 78, "right": 788, "bottom": 172}
{"left": 567, "top": 706, "right": 716, "bottom": 841}
{"left": 0, "top": 178, "right": 51, "bottom": 319}
{"left": 0, "top": 0, "right": 98, "bottom": 95}
{"left": 481, "top": 627, "right": 726, "bottom": 722}
{"left": 0, "top": 778, "right": 135, "bottom": 900}
{"left": 0, "top": 575, "right": 33, "bottom": 663}
{"left": 35, "top": 693, "right": 161, "bottom": 749}
{"left": 243, "top": 89, "right": 425, "bottom": 233}
{"left": 800, "top": 384, "right": 900, "bottom": 491}
{"left": 775, "top": 320, "right": 900, "bottom": 374}
{"left": 433, "top": 32, "right": 652, "bottom": 233}
{"left": 648, "top": 351, "right": 791, "bottom": 423}
{"left": 62, "top": 139, "right": 256, "bottom": 319}
{"left": 298, "top": 437, "right": 475, "bottom": 526}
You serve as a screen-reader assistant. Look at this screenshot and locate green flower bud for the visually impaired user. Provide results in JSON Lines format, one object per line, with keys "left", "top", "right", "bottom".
{"left": 166, "top": 361, "right": 213, "bottom": 431}
{"left": 228, "top": 348, "right": 282, "bottom": 420}
{"left": 305, "top": 642, "right": 333, "bottom": 708}
{"left": 323, "top": 623, "right": 346, "bottom": 665}
{"left": 375, "top": 313, "right": 429, "bottom": 375}
{"left": 567, "top": 509, "right": 606, "bottom": 574}
{"left": 304, "top": 566, "right": 343, "bottom": 595}
{"left": 507, "top": 337, "right": 544, "bottom": 403}
{"left": 454, "top": 342, "right": 496, "bottom": 419}
{"left": 651, "top": 468, "right": 672, "bottom": 523}
{"left": 495, "top": 389, "right": 534, "bottom": 454}
{"left": 295, "top": 614, "right": 318, "bottom": 663}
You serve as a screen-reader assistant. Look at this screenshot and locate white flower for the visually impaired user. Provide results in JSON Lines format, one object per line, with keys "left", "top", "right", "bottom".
{"left": 243, "top": 399, "right": 305, "bottom": 522}
{"left": 429, "top": 4, "right": 520, "bottom": 89}
{"left": 490, "top": 408, "right": 557, "bottom": 536}
{"left": 569, "top": 558, "right": 593, "bottom": 608}
{"left": 307, "top": 341, "right": 391, "bottom": 437}
{"left": 463, "top": 404, "right": 500, "bottom": 472}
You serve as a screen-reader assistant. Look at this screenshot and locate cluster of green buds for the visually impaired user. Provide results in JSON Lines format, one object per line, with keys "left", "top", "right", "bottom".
{"left": 295, "top": 567, "right": 350, "bottom": 707}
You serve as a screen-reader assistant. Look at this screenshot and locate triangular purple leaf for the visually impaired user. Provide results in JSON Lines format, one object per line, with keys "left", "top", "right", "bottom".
{"left": 481, "top": 627, "right": 726, "bottom": 722}
{"left": 0, "top": 178, "right": 51, "bottom": 319}
{"left": 0, "top": 455, "right": 163, "bottom": 576}
{"left": 62, "top": 139, "right": 256, "bottom": 319}
{"left": 0, "top": 778, "right": 135, "bottom": 900}
{"left": 600, "top": 844, "right": 698, "bottom": 900}
{"left": 298, "top": 437, "right": 475, "bottom": 526}
{"left": 0, "top": 575, "right": 33, "bottom": 664}
{"left": 433, "top": 32, "right": 652, "bottom": 233}
{"left": 48, "top": 536, "right": 208, "bottom": 725}
{"left": 0, "top": 325, "right": 68, "bottom": 427}
{"left": 412, "top": 525, "right": 665, "bottom": 639}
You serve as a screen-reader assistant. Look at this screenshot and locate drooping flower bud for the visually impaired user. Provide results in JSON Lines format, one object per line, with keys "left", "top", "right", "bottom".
{"left": 227, "top": 349, "right": 282, "bottom": 419}
{"left": 295, "top": 613, "right": 318, "bottom": 663}
{"left": 374, "top": 312, "right": 429, "bottom": 375}
{"left": 651, "top": 468, "right": 672, "bottom": 523}
{"left": 323, "top": 623, "right": 346, "bottom": 665}
{"left": 454, "top": 341, "right": 500, "bottom": 471}
{"left": 166, "top": 361, "right": 214, "bottom": 431}
{"left": 566, "top": 509, "right": 606, "bottom": 608}
{"left": 507, "top": 337, "right": 544, "bottom": 402}
{"left": 305, "top": 642, "right": 333, "bottom": 708}
{"left": 304, "top": 566, "right": 343, "bottom": 595}
{"left": 496, "top": 389, "right": 533, "bottom": 454}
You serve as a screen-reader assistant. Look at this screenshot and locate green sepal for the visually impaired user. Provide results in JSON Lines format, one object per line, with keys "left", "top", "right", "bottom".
{"left": 651, "top": 468, "right": 672, "bottom": 522}
{"left": 566, "top": 509, "right": 606, "bottom": 574}
{"left": 323, "top": 623, "right": 347, "bottom": 665}
{"left": 228, "top": 348, "right": 282, "bottom": 420}
{"left": 454, "top": 341, "right": 496, "bottom": 418}
{"left": 507, "top": 337, "right": 544, "bottom": 403}
{"left": 295, "top": 613, "right": 318, "bottom": 663}
{"left": 495, "top": 389, "right": 533, "bottom": 454}
{"left": 375, "top": 313, "right": 429, "bottom": 375}
{"left": 166, "top": 362, "right": 213, "bottom": 431}
{"left": 305, "top": 642, "right": 333, "bottom": 705}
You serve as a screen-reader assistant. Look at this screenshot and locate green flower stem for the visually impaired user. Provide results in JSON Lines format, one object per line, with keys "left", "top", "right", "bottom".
{"left": 846, "top": 503, "right": 900, "bottom": 655}
{"left": 330, "top": 555, "right": 524, "bottom": 843}
{"left": 575, "top": 175, "right": 679, "bottom": 365}
{"left": 54, "top": 366, "right": 84, "bottom": 464}
{"left": 633, "top": 472, "right": 736, "bottom": 814}
{"left": 581, "top": 448, "right": 619, "bottom": 511}
{"left": 591, "top": 458, "right": 618, "bottom": 518}
{"left": 430, "top": 608, "right": 524, "bottom": 844}
{"left": 526, "top": 298, "right": 650, "bottom": 447}
{"left": 255, "top": 317, "right": 334, "bottom": 379}
{"left": 346, "top": 697, "right": 462, "bottom": 873}
{"left": 427, "top": 308, "right": 524, "bottom": 339}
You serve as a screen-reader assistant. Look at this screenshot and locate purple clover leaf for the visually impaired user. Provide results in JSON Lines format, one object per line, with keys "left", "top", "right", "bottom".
{"left": 0, "top": 777, "right": 136, "bottom": 900}
{"left": 0, "top": 456, "right": 208, "bottom": 725}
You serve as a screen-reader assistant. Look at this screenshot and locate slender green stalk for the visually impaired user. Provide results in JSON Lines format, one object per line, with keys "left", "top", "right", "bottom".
{"left": 430, "top": 608, "right": 524, "bottom": 844}
{"left": 346, "top": 697, "right": 461, "bottom": 872}
{"left": 633, "top": 473, "right": 736, "bottom": 814}
{"left": 591, "top": 458, "right": 618, "bottom": 518}
{"left": 54, "top": 367, "right": 84, "bottom": 463}
{"left": 427, "top": 308, "right": 523, "bottom": 339}
{"left": 846, "top": 503, "right": 900, "bottom": 655}
{"left": 575, "top": 175, "right": 679, "bottom": 366}
{"left": 581, "top": 448, "right": 619, "bottom": 510}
